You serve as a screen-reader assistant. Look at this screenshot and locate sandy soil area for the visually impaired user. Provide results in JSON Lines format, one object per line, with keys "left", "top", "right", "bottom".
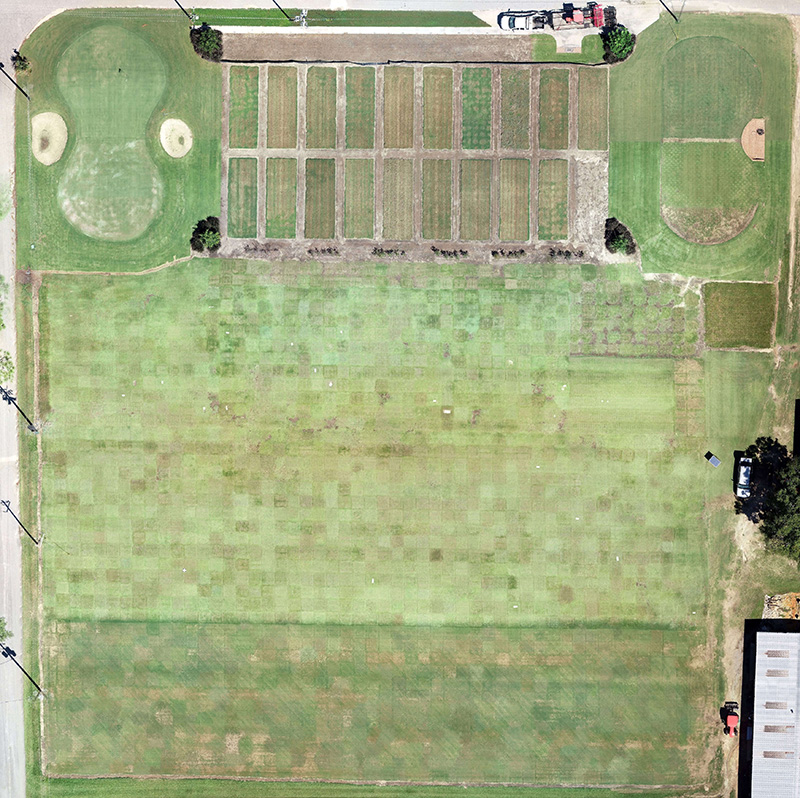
{"left": 31, "top": 111, "right": 67, "bottom": 165}
{"left": 159, "top": 118, "right": 193, "bottom": 158}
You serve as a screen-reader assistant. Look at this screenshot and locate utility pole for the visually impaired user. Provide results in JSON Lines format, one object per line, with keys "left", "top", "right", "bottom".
{"left": 1, "top": 643, "right": 43, "bottom": 695}
{"left": 657, "top": 0, "right": 679, "bottom": 23}
{"left": 272, "top": 0, "right": 294, "bottom": 22}
{"left": 0, "top": 386, "right": 36, "bottom": 433}
{"left": 0, "top": 62, "right": 30, "bottom": 101}
{"left": 1, "top": 501, "right": 39, "bottom": 546}
{"left": 172, "top": 0, "right": 193, "bottom": 20}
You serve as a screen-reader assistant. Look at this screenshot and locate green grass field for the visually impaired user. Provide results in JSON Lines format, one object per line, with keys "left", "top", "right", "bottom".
{"left": 226, "top": 157, "right": 258, "bottom": 238}
{"left": 538, "top": 159, "right": 569, "bottom": 240}
{"left": 305, "top": 67, "right": 337, "bottom": 149}
{"left": 422, "top": 158, "right": 452, "bottom": 239}
{"left": 267, "top": 66, "right": 297, "bottom": 148}
{"left": 500, "top": 68, "right": 530, "bottom": 150}
{"left": 383, "top": 66, "right": 415, "bottom": 149}
{"left": 539, "top": 69, "right": 570, "bottom": 151}
{"left": 423, "top": 68, "right": 454, "bottom": 150}
{"left": 196, "top": 8, "right": 488, "bottom": 27}
{"left": 461, "top": 68, "right": 492, "bottom": 150}
{"left": 14, "top": 11, "right": 220, "bottom": 269}
{"left": 304, "top": 158, "right": 336, "bottom": 238}
{"left": 499, "top": 159, "right": 530, "bottom": 242}
{"left": 459, "top": 159, "right": 492, "bottom": 240}
{"left": 609, "top": 14, "right": 792, "bottom": 279}
{"left": 703, "top": 282, "right": 775, "bottom": 348}
{"left": 346, "top": 67, "right": 375, "bottom": 149}
{"left": 265, "top": 157, "right": 297, "bottom": 238}
{"left": 344, "top": 159, "right": 374, "bottom": 238}
{"left": 532, "top": 34, "right": 604, "bottom": 64}
{"left": 228, "top": 65, "right": 259, "bottom": 149}
{"left": 577, "top": 67, "right": 608, "bottom": 150}
{"left": 382, "top": 158, "right": 414, "bottom": 240}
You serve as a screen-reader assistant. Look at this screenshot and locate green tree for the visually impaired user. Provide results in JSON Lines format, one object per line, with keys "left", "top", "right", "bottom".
{"left": 199, "top": 230, "right": 221, "bottom": 251}
{"left": 603, "top": 25, "right": 635, "bottom": 62}
{"left": 11, "top": 50, "right": 29, "bottom": 73}
{"left": 0, "top": 617, "right": 11, "bottom": 645}
{"left": 759, "top": 457, "right": 800, "bottom": 560}
{"left": 190, "top": 24, "right": 223, "bottom": 62}
{"left": 0, "top": 351, "right": 15, "bottom": 383}
{"left": 190, "top": 216, "right": 221, "bottom": 253}
{"left": 736, "top": 436, "right": 790, "bottom": 523}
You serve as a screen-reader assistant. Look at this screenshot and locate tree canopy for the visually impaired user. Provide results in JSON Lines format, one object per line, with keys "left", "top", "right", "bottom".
{"left": 190, "top": 24, "right": 223, "bottom": 62}
{"left": 736, "top": 436, "right": 790, "bottom": 523}
{"left": 0, "top": 617, "right": 11, "bottom": 644}
{"left": 190, "top": 216, "right": 221, "bottom": 253}
{"left": 602, "top": 25, "right": 635, "bottom": 63}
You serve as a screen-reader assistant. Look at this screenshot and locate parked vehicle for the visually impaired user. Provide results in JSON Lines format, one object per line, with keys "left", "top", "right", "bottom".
{"left": 736, "top": 457, "right": 753, "bottom": 499}
{"left": 498, "top": 10, "right": 549, "bottom": 30}
{"left": 499, "top": 4, "right": 610, "bottom": 31}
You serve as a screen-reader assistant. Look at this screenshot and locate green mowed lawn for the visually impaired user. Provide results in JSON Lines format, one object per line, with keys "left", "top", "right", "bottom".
{"left": 461, "top": 67, "right": 492, "bottom": 150}
{"left": 383, "top": 66, "right": 415, "bottom": 149}
{"left": 345, "top": 67, "right": 375, "bottom": 149}
{"left": 423, "top": 67, "right": 454, "bottom": 150}
{"left": 538, "top": 69, "right": 570, "bottom": 151}
{"left": 422, "top": 158, "right": 452, "bottom": 239}
{"left": 459, "top": 159, "right": 492, "bottom": 240}
{"left": 538, "top": 159, "right": 568, "bottom": 240}
{"left": 500, "top": 68, "right": 530, "bottom": 150}
{"left": 703, "top": 281, "right": 775, "bottom": 348}
{"left": 265, "top": 157, "right": 297, "bottom": 238}
{"left": 499, "top": 159, "right": 530, "bottom": 242}
{"left": 267, "top": 65, "right": 298, "bottom": 148}
{"left": 382, "top": 158, "right": 414, "bottom": 240}
{"left": 344, "top": 159, "right": 374, "bottom": 238}
{"left": 35, "top": 260, "right": 712, "bottom": 783}
{"left": 609, "top": 14, "right": 792, "bottom": 279}
{"left": 228, "top": 65, "right": 259, "bottom": 149}
{"left": 578, "top": 67, "right": 608, "bottom": 151}
{"left": 304, "top": 158, "right": 336, "bottom": 238}
{"left": 15, "top": 11, "right": 221, "bottom": 269}
{"left": 226, "top": 157, "right": 258, "bottom": 238}
{"left": 305, "top": 66, "right": 337, "bottom": 149}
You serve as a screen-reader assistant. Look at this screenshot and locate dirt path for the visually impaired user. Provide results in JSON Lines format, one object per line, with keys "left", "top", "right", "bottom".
{"left": 786, "top": 17, "right": 800, "bottom": 315}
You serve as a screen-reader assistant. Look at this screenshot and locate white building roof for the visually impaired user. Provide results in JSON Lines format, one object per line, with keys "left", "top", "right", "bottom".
{"left": 752, "top": 630, "right": 800, "bottom": 798}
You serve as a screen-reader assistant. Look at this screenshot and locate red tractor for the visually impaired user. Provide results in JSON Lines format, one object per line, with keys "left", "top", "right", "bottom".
{"left": 722, "top": 701, "right": 739, "bottom": 736}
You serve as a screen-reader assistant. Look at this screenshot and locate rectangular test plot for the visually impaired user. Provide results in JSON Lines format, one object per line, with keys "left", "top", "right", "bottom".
{"left": 460, "top": 159, "right": 491, "bottom": 241}
{"left": 345, "top": 67, "right": 375, "bottom": 149}
{"left": 422, "top": 159, "right": 452, "bottom": 240}
{"left": 499, "top": 159, "right": 530, "bottom": 242}
{"left": 383, "top": 66, "right": 415, "bottom": 149}
{"left": 267, "top": 66, "right": 298, "bottom": 148}
{"left": 344, "top": 159, "right": 374, "bottom": 239}
{"left": 227, "top": 157, "right": 258, "bottom": 238}
{"left": 578, "top": 67, "right": 608, "bottom": 150}
{"left": 539, "top": 68, "right": 570, "bottom": 150}
{"left": 538, "top": 158, "right": 569, "bottom": 241}
{"left": 304, "top": 158, "right": 336, "bottom": 239}
{"left": 265, "top": 158, "right": 297, "bottom": 238}
{"left": 423, "top": 67, "right": 454, "bottom": 150}
{"left": 461, "top": 67, "right": 492, "bottom": 150}
{"left": 500, "top": 68, "right": 530, "bottom": 150}
{"left": 306, "top": 66, "right": 337, "bottom": 149}
{"left": 382, "top": 159, "right": 414, "bottom": 240}
{"left": 228, "top": 65, "right": 259, "bottom": 149}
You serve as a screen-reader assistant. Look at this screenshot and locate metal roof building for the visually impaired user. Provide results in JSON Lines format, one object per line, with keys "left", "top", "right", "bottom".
{"left": 740, "top": 620, "right": 800, "bottom": 798}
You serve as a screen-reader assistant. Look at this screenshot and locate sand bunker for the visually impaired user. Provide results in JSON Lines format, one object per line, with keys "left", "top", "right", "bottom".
{"left": 742, "top": 118, "right": 766, "bottom": 162}
{"left": 159, "top": 118, "right": 193, "bottom": 158}
{"left": 32, "top": 112, "right": 68, "bottom": 166}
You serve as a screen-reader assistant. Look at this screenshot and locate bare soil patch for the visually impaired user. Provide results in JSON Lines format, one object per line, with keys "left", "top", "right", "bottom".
{"left": 159, "top": 119, "right": 193, "bottom": 158}
{"left": 741, "top": 118, "right": 766, "bottom": 161}
{"left": 32, "top": 112, "right": 68, "bottom": 166}
{"left": 661, "top": 204, "right": 757, "bottom": 245}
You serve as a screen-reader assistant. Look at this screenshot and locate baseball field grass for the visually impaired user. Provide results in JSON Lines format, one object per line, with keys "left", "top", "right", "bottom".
{"left": 346, "top": 67, "right": 375, "bottom": 149}
{"left": 265, "top": 157, "right": 297, "bottom": 238}
{"left": 461, "top": 67, "right": 492, "bottom": 150}
{"left": 538, "top": 69, "right": 570, "bottom": 151}
{"left": 14, "top": 10, "right": 221, "bottom": 271}
{"left": 538, "top": 159, "right": 569, "bottom": 240}
{"left": 500, "top": 68, "right": 530, "bottom": 150}
{"left": 609, "top": 14, "right": 792, "bottom": 279}
{"left": 267, "top": 66, "right": 298, "bottom": 148}
{"left": 532, "top": 33, "right": 604, "bottom": 64}
{"left": 228, "top": 65, "right": 259, "bottom": 149}
{"left": 304, "top": 158, "right": 336, "bottom": 238}
{"left": 423, "top": 67, "right": 454, "bottom": 150}
{"left": 382, "top": 158, "right": 414, "bottom": 239}
{"left": 305, "top": 66, "right": 338, "bottom": 149}
{"left": 422, "top": 158, "right": 452, "bottom": 239}
{"left": 459, "top": 159, "right": 492, "bottom": 240}
{"left": 499, "top": 158, "right": 530, "bottom": 241}
{"left": 703, "top": 282, "right": 775, "bottom": 348}
{"left": 226, "top": 157, "right": 258, "bottom": 238}
{"left": 577, "top": 67, "right": 608, "bottom": 150}
{"left": 383, "top": 66, "right": 415, "bottom": 149}
{"left": 344, "top": 159, "right": 375, "bottom": 239}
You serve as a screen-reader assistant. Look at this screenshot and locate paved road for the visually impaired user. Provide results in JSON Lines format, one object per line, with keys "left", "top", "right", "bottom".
{"left": 0, "top": 0, "right": 797, "bottom": 796}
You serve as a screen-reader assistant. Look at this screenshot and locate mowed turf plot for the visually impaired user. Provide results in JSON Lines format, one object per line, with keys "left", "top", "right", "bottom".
{"left": 538, "top": 159, "right": 569, "bottom": 240}
{"left": 459, "top": 159, "right": 492, "bottom": 240}
{"left": 345, "top": 67, "right": 375, "bottom": 149}
{"left": 305, "top": 66, "right": 337, "bottom": 149}
{"left": 228, "top": 65, "right": 259, "bottom": 149}
{"left": 423, "top": 67, "right": 454, "bottom": 150}
{"left": 267, "top": 65, "right": 297, "bottom": 148}
{"left": 609, "top": 15, "right": 792, "bottom": 279}
{"left": 703, "top": 281, "right": 775, "bottom": 348}
{"left": 265, "top": 158, "right": 297, "bottom": 238}
{"left": 382, "top": 158, "right": 414, "bottom": 240}
{"left": 32, "top": 260, "right": 713, "bottom": 784}
{"left": 226, "top": 157, "right": 258, "bottom": 238}
{"left": 304, "top": 158, "right": 336, "bottom": 238}
{"left": 500, "top": 68, "right": 530, "bottom": 150}
{"left": 422, "top": 158, "right": 452, "bottom": 239}
{"left": 461, "top": 67, "right": 492, "bottom": 150}
{"left": 344, "top": 159, "right": 374, "bottom": 239}
{"left": 499, "top": 159, "right": 530, "bottom": 241}
{"left": 578, "top": 67, "right": 608, "bottom": 150}
{"left": 383, "top": 66, "right": 415, "bottom": 149}
{"left": 539, "top": 69, "right": 570, "bottom": 151}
